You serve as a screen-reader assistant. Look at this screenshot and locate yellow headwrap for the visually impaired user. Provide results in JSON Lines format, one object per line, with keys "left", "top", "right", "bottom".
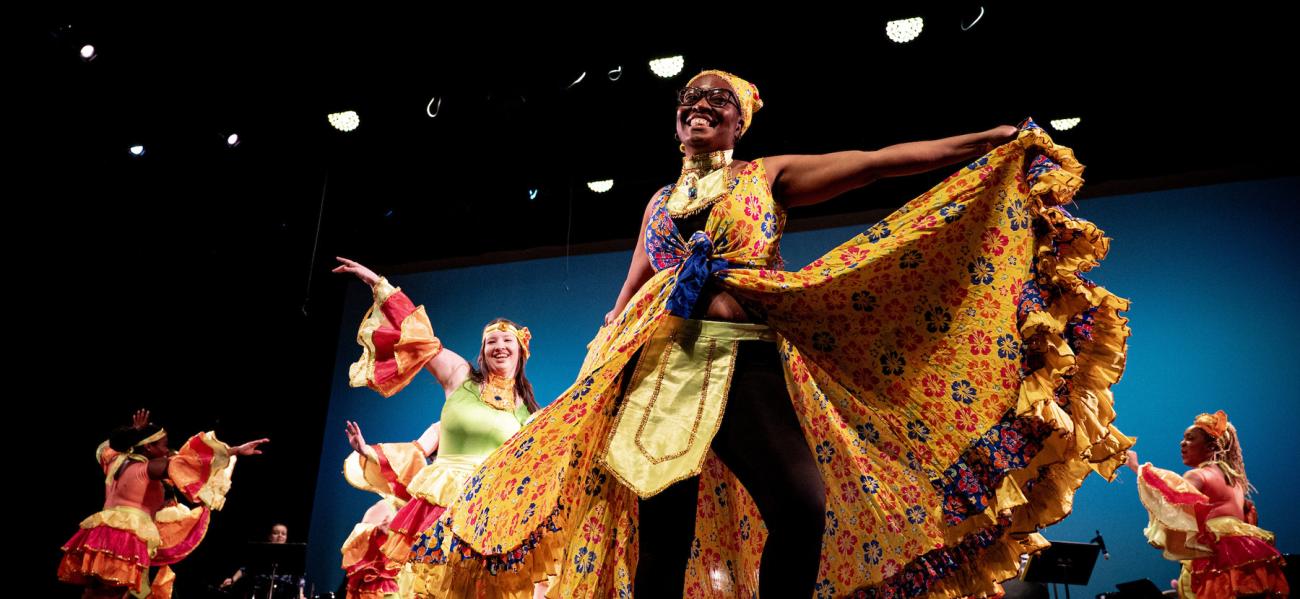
{"left": 135, "top": 428, "right": 167, "bottom": 448}
{"left": 690, "top": 70, "right": 763, "bottom": 136}
{"left": 1193, "top": 410, "right": 1229, "bottom": 438}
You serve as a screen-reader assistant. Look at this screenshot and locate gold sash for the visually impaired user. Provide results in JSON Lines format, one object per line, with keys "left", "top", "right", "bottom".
{"left": 602, "top": 316, "right": 776, "bottom": 498}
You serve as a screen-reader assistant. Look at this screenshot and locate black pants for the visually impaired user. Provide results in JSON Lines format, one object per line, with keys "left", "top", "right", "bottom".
{"left": 632, "top": 340, "right": 825, "bottom": 598}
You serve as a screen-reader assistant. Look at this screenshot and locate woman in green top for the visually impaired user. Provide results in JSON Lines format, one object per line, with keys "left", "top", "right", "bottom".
{"left": 333, "top": 257, "right": 541, "bottom": 595}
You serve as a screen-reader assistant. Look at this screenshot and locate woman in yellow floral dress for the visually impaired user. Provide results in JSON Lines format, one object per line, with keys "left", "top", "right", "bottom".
{"left": 414, "top": 70, "right": 1133, "bottom": 599}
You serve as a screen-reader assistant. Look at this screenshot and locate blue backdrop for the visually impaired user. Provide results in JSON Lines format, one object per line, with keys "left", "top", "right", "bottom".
{"left": 307, "top": 177, "right": 1299, "bottom": 597}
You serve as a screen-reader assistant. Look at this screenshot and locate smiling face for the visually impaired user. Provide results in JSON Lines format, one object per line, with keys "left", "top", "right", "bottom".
{"left": 676, "top": 74, "right": 743, "bottom": 156}
{"left": 481, "top": 329, "right": 522, "bottom": 377}
{"left": 268, "top": 524, "right": 288, "bottom": 544}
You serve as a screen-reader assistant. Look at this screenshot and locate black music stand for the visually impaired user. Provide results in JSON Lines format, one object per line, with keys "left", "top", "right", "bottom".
{"left": 1113, "top": 578, "right": 1166, "bottom": 599}
{"left": 1022, "top": 541, "right": 1102, "bottom": 599}
{"left": 244, "top": 541, "right": 306, "bottom": 599}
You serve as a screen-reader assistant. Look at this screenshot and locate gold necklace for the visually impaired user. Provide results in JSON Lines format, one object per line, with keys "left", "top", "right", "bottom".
{"left": 666, "top": 149, "right": 733, "bottom": 218}
{"left": 480, "top": 373, "right": 516, "bottom": 411}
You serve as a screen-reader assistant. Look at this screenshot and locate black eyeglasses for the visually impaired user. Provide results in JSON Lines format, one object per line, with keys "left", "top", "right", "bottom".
{"left": 677, "top": 86, "right": 739, "bottom": 109}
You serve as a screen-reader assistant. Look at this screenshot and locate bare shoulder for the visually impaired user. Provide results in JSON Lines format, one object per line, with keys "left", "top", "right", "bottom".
{"left": 1185, "top": 465, "right": 1223, "bottom": 486}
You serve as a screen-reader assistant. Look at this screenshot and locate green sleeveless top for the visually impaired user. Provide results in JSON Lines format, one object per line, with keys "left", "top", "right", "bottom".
{"left": 437, "top": 378, "right": 530, "bottom": 457}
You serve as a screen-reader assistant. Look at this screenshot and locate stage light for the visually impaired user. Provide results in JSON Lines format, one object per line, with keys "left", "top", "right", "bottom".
{"left": 886, "top": 18, "right": 924, "bottom": 43}
{"left": 328, "top": 111, "right": 360, "bottom": 132}
{"left": 649, "top": 56, "right": 684, "bottom": 78}
{"left": 1050, "top": 117, "right": 1081, "bottom": 131}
